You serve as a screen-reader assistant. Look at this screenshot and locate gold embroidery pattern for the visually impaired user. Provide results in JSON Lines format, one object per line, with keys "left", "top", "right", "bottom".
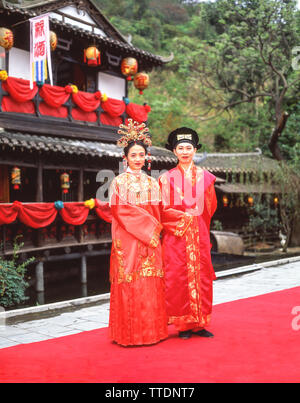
{"left": 111, "top": 239, "right": 126, "bottom": 284}
{"left": 112, "top": 172, "right": 161, "bottom": 205}
{"left": 111, "top": 238, "right": 164, "bottom": 284}
{"left": 149, "top": 223, "right": 163, "bottom": 248}
{"left": 174, "top": 213, "right": 193, "bottom": 237}
{"left": 159, "top": 166, "right": 204, "bottom": 205}
{"left": 169, "top": 217, "right": 211, "bottom": 329}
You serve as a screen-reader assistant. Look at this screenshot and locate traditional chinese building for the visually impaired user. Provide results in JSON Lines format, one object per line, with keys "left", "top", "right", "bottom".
{"left": 0, "top": 0, "right": 175, "bottom": 301}
{"left": 194, "top": 149, "right": 282, "bottom": 248}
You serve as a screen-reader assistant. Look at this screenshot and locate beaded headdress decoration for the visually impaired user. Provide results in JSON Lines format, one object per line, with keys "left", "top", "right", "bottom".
{"left": 117, "top": 119, "right": 152, "bottom": 170}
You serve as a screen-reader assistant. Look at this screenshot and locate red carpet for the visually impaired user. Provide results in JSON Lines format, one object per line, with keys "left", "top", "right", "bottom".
{"left": 0, "top": 287, "right": 299, "bottom": 383}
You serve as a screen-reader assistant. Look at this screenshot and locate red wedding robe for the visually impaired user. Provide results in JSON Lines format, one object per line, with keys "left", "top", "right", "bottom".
{"left": 159, "top": 164, "right": 217, "bottom": 332}
{"left": 106, "top": 171, "right": 191, "bottom": 346}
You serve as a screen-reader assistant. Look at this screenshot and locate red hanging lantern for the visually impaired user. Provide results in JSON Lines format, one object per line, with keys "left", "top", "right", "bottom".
{"left": 121, "top": 57, "right": 138, "bottom": 81}
{"left": 11, "top": 166, "right": 21, "bottom": 190}
{"left": 222, "top": 195, "right": 229, "bottom": 207}
{"left": 248, "top": 196, "right": 254, "bottom": 206}
{"left": 0, "top": 27, "right": 14, "bottom": 50}
{"left": 60, "top": 172, "right": 70, "bottom": 194}
{"left": 50, "top": 31, "right": 57, "bottom": 52}
{"left": 84, "top": 46, "right": 101, "bottom": 66}
{"left": 134, "top": 72, "right": 149, "bottom": 95}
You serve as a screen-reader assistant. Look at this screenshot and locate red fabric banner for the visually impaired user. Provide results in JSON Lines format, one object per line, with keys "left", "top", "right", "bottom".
{"left": 0, "top": 76, "right": 151, "bottom": 125}
{"left": 39, "top": 102, "right": 68, "bottom": 118}
{"left": 1, "top": 96, "right": 36, "bottom": 114}
{"left": 100, "top": 112, "right": 122, "bottom": 127}
{"left": 59, "top": 202, "right": 90, "bottom": 226}
{"left": 39, "top": 84, "right": 71, "bottom": 108}
{"left": 126, "top": 103, "right": 151, "bottom": 123}
{"left": 0, "top": 201, "right": 58, "bottom": 228}
{"left": 94, "top": 199, "right": 112, "bottom": 223}
{"left": 15, "top": 202, "right": 58, "bottom": 229}
{"left": 72, "top": 90, "right": 101, "bottom": 112}
{"left": 101, "top": 98, "right": 125, "bottom": 117}
{"left": 0, "top": 204, "right": 18, "bottom": 225}
{"left": 72, "top": 108, "right": 97, "bottom": 122}
{"left": 0, "top": 202, "right": 93, "bottom": 227}
{"left": 2, "top": 77, "right": 38, "bottom": 103}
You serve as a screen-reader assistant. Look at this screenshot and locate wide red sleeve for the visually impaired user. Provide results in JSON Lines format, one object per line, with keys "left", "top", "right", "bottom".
{"left": 158, "top": 174, "right": 192, "bottom": 236}
{"left": 205, "top": 182, "right": 217, "bottom": 218}
{"left": 110, "top": 191, "right": 162, "bottom": 248}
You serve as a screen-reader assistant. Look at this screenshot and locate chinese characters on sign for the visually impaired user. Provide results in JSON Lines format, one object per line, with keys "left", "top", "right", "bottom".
{"left": 30, "top": 14, "right": 53, "bottom": 89}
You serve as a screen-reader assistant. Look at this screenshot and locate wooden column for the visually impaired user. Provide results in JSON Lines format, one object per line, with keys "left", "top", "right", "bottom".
{"left": 78, "top": 167, "right": 84, "bottom": 201}
{"left": 78, "top": 167, "right": 84, "bottom": 243}
{"left": 35, "top": 157, "right": 44, "bottom": 248}
{"left": 36, "top": 156, "right": 43, "bottom": 202}
{"left": 80, "top": 255, "right": 87, "bottom": 284}
{"left": 35, "top": 261, "right": 44, "bottom": 292}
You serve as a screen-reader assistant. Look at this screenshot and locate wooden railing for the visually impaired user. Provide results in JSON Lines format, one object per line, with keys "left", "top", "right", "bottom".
{"left": 0, "top": 213, "right": 111, "bottom": 256}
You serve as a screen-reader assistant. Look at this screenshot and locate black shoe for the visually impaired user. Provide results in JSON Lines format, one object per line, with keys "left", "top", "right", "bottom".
{"left": 179, "top": 330, "right": 192, "bottom": 339}
{"left": 193, "top": 329, "right": 214, "bottom": 338}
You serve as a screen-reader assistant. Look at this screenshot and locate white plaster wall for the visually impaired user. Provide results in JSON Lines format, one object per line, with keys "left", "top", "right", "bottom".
{"left": 0, "top": 46, "right": 5, "bottom": 70}
{"left": 50, "top": 6, "right": 106, "bottom": 37}
{"left": 98, "top": 72, "right": 126, "bottom": 100}
{"left": 8, "top": 48, "right": 31, "bottom": 80}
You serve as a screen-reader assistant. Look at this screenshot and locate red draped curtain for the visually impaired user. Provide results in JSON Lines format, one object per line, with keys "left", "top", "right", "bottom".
{"left": 72, "top": 90, "right": 101, "bottom": 112}
{"left": 126, "top": 103, "right": 151, "bottom": 123}
{"left": 0, "top": 76, "right": 151, "bottom": 124}
{"left": 0, "top": 202, "right": 92, "bottom": 228}
{"left": 2, "top": 77, "right": 38, "bottom": 102}
{"left": 59, "top": 203, "right": 90, "bottom": 226}
{"left": 39, "top": 84, "right": 71, "bottom": 108}
{"left": 101, "top": 98, "right": 125, "bottom": 117}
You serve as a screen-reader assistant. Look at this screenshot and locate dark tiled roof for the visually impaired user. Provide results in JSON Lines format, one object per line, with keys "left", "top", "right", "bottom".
{"left": 0, "top": 130, "right": 177, "bottom": 163}
{"left": 194, "top": 149, "right": 279, "bottom": 174}
{"left": 215, "top": 182, "right": 281, "bottom": 194}
{"left": 0, "top": 130, "right": 280, "bottom": 172}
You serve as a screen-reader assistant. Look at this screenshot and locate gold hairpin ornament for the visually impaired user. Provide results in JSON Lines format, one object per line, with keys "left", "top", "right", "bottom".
{"left": 117, "top": 119, "right": 152, "bottom": 148}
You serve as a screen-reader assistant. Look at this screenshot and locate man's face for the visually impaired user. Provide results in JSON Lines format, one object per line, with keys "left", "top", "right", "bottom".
{"left": 173, "top": 142, "right": 196, "bottom": 165}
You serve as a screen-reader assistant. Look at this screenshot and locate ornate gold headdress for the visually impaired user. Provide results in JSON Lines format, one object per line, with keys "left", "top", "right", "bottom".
{"left": 117, "top": 119, "right": 152, "bottom": 148}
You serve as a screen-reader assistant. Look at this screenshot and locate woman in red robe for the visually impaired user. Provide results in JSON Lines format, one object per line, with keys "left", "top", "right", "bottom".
{"left": 159, "top": 127, "right": 217, "bottom": 339}
{"left": 106, "top": 120, "right": 191, "bottom": 346}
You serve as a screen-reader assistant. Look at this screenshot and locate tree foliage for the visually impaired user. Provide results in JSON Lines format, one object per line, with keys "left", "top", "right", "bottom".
{"left": 0, "top": 237, "right": 35, "bottom": 308}
{"left": 96, "top": 0, "right": 300, "bottom": 170}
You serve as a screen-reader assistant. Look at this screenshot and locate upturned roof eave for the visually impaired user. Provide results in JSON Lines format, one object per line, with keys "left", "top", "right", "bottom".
{"left": 0, "top": 0, "right": 171, "bottom": 66}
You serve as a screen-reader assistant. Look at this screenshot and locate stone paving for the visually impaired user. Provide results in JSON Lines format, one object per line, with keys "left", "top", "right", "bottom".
{"left": 0, "top": 259, "right": 299, "bottom": 349}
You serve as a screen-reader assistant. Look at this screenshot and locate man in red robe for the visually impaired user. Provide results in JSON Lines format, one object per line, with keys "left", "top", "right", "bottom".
{"left": 159, "top": 127, "right": 217, "bottom": 339}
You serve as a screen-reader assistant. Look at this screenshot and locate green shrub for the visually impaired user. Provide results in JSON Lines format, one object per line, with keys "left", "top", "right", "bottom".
{"left": 0, "top": 236, "right": 35, "bottom": 308}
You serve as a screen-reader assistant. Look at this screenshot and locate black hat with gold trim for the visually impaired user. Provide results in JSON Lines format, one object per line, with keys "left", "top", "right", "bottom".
{"left": 165, "top": 127, "right": 202, "bottom": 151}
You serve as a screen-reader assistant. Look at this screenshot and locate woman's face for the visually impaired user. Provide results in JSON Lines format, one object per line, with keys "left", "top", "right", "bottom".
{"left": 125, "top": 144, "right": 146, "bottom": 171}
{"left": 174, "top": 142, "right": 196, "bottom": 165}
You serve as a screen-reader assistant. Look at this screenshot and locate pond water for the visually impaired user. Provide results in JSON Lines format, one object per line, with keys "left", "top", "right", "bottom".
{"left": 6, "top": 250, "right": 300, "bottom": 311}
{"left": 6, "top": 254, "right": 111, "bottom": 310}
